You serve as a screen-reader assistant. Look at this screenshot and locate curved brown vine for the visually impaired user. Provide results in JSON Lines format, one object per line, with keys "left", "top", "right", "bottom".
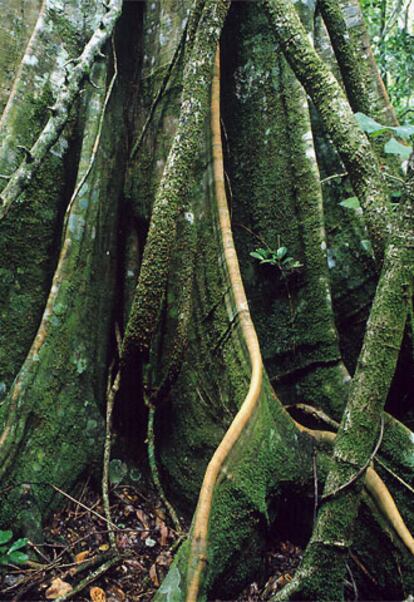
{"left": 185, "top": 46, "right": 264, "bottom": 602}
{"left": 296, "top": 422, "right": 414, "bottom": 556}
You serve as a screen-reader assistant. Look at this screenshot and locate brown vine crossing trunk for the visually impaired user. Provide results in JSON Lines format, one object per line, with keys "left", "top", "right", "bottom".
{"left": 0, "top": 1, "right": 413, "bottom": 600}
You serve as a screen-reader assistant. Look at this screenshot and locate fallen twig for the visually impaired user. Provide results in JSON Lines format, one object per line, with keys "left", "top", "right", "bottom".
{"left": 51, "top": 484, "right": 120, "bottom": 532}
{"left": 54, "top": 553, "right": 121, "bottom": 602}
{"left": 287, "top": 403, "right": 339, "bottom": 431}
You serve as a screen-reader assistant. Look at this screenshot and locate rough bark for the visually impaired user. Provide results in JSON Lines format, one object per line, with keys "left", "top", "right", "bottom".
{"left": 0, "top": 0, "right": 94, "bottom": 398}
{"left": 0, "top": 2, "right": 414, "bottom": 601}
{"left": 317, "top": 0, "right": 397, "bottom": 122}
{"left": 122, "top": 0, "right": 230, "bottom": 362}
{"left": 337, "top": 0, "right": 399, "bottom": 125}
{"left": 0, "top": 0, "right": 122, "bottom": 220}
{"left": 272, "top": 155, "right": 414, "bottom": 600}
{"left": 222, "top": 2, "right": 351, "bottom": 419}
{"left": 263, "top": 0, "right": 390, "bottom": 263}
{"left": 0, "top": 2, "right": 138, "bottom": 536}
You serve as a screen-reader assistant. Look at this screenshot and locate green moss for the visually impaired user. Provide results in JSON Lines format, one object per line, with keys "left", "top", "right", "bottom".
{"left": 0, "top": 19, "right": 85, "bottom": 390}
{"left": 0, "top": 157, "right": 66, "bottom": 390}
{"left": 220, "top": 4, "right": 350, "bottom": 417}
{"left": 0, "top": 57, "right": 128, "bottom": 531}
{"left": 263, "top": 0, "right": 389, "bottom": 264}
{"left": 122, "top": 0, "right": 230, "bottom": 359}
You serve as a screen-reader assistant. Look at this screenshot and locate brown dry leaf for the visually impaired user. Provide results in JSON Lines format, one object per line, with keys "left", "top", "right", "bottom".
{"left": 140, "top": 530, "right": 150, "bottom": 541}
{"left": 154, "top": 507, "right": 166, "bottom": 521}
{"left": 276, "top": 573, "right": 292, "bottom": 589}
{"left": 90, "top": 586, "right": 106, "bottom": 602}
{"left": 160, "top": 523, "right": 169, "bottom": 547}
{"left": 125, "top": 558, "right": 145, "bottom": 571}
{"left": 155, "top": 551, "right": 171, "bottom": 567}
{"left": 116, "top": 533, "right": 131, "bottom": 550}
{"left": 136, "top": 508, "right": 150, "bottom": 530}
{"left": 155, "top": 516, "right": 163, "bottom": 530}
{"left": 46, "top": 577, "right": 73, "bottom": 599}
{"left": 75, "top": 550, "right": 90, "bottom": 563}
{"left": 149, "top": 563, "right": 160, "bottom": 587}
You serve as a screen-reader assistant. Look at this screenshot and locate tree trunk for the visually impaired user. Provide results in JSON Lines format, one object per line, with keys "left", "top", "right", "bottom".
{"left": 0, "top": 0, "right": 413, "bottom": 600}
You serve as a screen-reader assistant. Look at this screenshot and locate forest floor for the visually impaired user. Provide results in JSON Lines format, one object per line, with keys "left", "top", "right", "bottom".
{"left": 0, "top": 481, "right": 302, "bottom": 601}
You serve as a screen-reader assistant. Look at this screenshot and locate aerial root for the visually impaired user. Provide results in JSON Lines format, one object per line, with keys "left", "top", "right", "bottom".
{"left": 296, "top": 421, "right": 414, "bottom": 557}
{"left": 145, "top": 396, "right": 183, "bottom": 535}
{"left": 185, "top": 45, "right": 264, "bottom": 602}
{"left": 102, "top": 324, "right": 122, "bottom": 549}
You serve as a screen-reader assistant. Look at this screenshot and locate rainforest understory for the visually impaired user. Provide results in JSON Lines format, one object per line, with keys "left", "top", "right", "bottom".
{"left": 0, "top": 0, "right": 413, "bottom": 600}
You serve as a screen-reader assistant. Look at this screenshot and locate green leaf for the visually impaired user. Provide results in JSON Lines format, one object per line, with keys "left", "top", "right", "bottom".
{"left": 250, "top": 247, "right": 271, "bottom": 260}
{"left": 0, "top": 531, "right": 13, "bottom": 545}
{"left": 339, "top": 196, "right": 360, "bottom": 209}
{"left": 355, "top": 113, "right": 414, "bottom": 142}
{"left": 260, "top": 258, "right": 277, "bottom": 265}
{"left": 7, "top": 551, "right": 29, "bottom": 564}
{"left": 282, "top": 256, "right": 303, "bottom": 269}
{"left": 361, "top": 239, "right": 373, "bottom": 254}
{"left": 250, "top": 251, "right": 266, "bottom": 261}
{"left": 384, "top": 137, "right": 412, "bottom": 160}
{"left": 8, "top": 538, "right": 28, "bottom": 554}
{"left": 354, "top": 112, "right": 388, "bottom": 135}
{"left": 276, "top": 246, "right": 288, "bottom": 260}
{"left": 392, "top": 124, "right": 414, "bottom": 140}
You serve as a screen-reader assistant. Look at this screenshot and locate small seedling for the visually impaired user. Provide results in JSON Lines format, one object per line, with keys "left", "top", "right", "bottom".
{"left": 250, "top": 246, "right": 302, "bottom": 277}
{"left": 0, "top": 530, "right": 29, "bottom": 566}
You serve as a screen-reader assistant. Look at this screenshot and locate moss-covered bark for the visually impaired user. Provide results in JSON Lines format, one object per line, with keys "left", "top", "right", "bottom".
{"left": 154, "top": 4, "right": 414, "bottom": 600}
{"left": 221, "top": 2, "right": 351, "bottom": 419}
{"left": 272, "top": 156, "right": 414, "bottom": 601}
{"left": 336, "top": 0, "right": 398, "bottom": 126}
{"left": 0, "top": 0, "right": 122, "bottom": 220}
{"left": 318, "top": 0, "right": 374, "bottom": 115}
{"left": 263, "top": 0, "right": 390, "bottom": 263}
{"left": 0, "top": 2, "right": 414, "bottom": 600}
{"left": 0, "top": 0, "right": 42, "bottom": 114}
{"left": 122, "top": 0, "right": 230, "bottom": 362}
{"left": 0, "top": 5, "right": 137, "bottom": 534}
{"left": 0, "top": 0, "right": 98, "bottom": 401}
{"left": 311, "top": 19, "right": 379, "bottom": 372}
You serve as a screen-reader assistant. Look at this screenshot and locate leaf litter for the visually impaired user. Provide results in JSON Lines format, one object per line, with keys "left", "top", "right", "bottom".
{"left": 0, "top": 481, "right": 302, "bottom": 601}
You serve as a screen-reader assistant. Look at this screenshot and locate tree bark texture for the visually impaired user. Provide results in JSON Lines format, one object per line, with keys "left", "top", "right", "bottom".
{"left": 0, "top": 1, "right": 414, "bottom": 600}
